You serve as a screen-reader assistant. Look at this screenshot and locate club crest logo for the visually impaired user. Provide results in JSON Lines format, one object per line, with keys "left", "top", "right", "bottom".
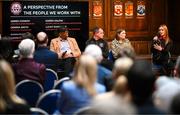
{"left": 10, "top": 2, "right": 22, "bottom": 15}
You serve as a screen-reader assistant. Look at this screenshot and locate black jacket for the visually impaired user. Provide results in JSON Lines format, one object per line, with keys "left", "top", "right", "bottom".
{"left": 151, "top": 38, "right": 173, "bottom": 65}
{"left": 86, "top": 38, "right": 109, "bottom": 59}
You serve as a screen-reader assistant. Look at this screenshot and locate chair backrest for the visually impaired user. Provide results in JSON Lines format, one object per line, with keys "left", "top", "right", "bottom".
{"left": 36, "top": 89, "right": 61, "bottom": 114}
{"left": 74, "top": 106, "right": 92, "bottom": 115}
{"left": 44, "top": 68, "right": 58, "bottom": 92}
{"left": 30, "top": 107, "right": 48, "bottom": 115}
{"left": 53, "top": 77, "right": 70, "bottom": 90}
{"left": 16, "top": 80, "right": 44, "bottom": 107}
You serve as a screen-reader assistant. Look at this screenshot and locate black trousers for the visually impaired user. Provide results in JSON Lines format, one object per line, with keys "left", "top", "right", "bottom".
{"left": 58, "top": 57, "right": 76, "bottom": 77}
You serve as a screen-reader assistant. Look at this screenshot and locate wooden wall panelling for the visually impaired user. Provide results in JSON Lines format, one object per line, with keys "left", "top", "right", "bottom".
{"left": 131, "top": 41, "right": 151, "bottom": 55}
{"left": 108, "top": 0, "right": 125, "bottom": 40}
{"left": 150, "top": 0, "right": 167, "bottom": 37}
{"left": 108, "top": 0, "right": 150, "bottom": 41}
{"left": 125, "top": 0, "right": 149, "bottom": 39}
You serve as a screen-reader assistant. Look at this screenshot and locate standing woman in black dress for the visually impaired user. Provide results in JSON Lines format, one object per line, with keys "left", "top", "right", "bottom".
{"left": 151, "top": 24, "right": 173, "bottom": 75}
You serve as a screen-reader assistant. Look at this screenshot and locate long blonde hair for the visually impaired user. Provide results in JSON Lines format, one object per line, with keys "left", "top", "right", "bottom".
{"left": 73, "top": 55, "right": 97, "bottom": 96}
{"left": 159, "top": 24, "right": 171, "bottom": 44}
{"left": 0, "top": 60, "right": 25, "bottom": 111}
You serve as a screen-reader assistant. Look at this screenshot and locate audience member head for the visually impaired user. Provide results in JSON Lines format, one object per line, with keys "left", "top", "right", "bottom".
{"left": 127, "top": 60, "right": 156, "bottom": 105}
{"left": 21, "top": 32, "right": 34, "bottom": 40}
{"left": 0, "top": 36, "right": 13, "bottom": 62}
{"left": 36, "top": 32, "right": 48, "bottom": 46}
{"left": 115, "top": 28, "right": 126, "bottom": 40}
{"left": 93, "top": 27, "right": 104, "bottom": 40}
{"left": 117, "top": 46, "right": 136, "bottom": 60}
{"left": 18, "top": 39, "right": 35, "bottom": 58}
{"left": 158, "top": 24, "right": 170, "bottom": 44}
{"left": 113, "top": 75, "right": 129, "bottom": 96}
{"left": 84, "top": 44, "right": 103, "bottom": 63}
{"left": 111, "top": 58, "right": 133, "bottom": 100}
{"left": 154, "top": 76, "right": 180, "bottom": 112}
{"left": 174, "top": 56, "right": 180, "bottom": 77}
{"left": 112, "top": 57, "right": 133, "bottom": 80}
{"left": 73, "top": 55, "right": 97, "bottom": 96}
{"left": 154, "top": 75, "right": 170, "bottom": 89}
{"left": 0, "top": 60, "right": 25, "bottom": 111}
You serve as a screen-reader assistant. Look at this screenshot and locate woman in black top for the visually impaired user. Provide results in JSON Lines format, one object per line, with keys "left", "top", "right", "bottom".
{"left": 151, "top": 24, "right": 173, "bottom": 75}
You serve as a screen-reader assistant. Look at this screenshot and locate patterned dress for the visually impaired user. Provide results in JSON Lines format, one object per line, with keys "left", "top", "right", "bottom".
{"left": 111, "top": 38, "right": 134, "bottom": 59}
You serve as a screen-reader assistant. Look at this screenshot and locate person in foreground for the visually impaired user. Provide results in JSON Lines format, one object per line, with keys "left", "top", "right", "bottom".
{"left": 83, "top": 44, "right": 112, "bottom": 91}
{"left": 13, "top": 39, "right": 46, "bottom": 85}
{"left": 126, "top": 60, "right": 165, "bottom": 114}
{"left": 0, "top": 59, "right": 31, "bottom": 114}
{"left": 34, "top": 31, "right": 58, "bottom": 71}
{"left": 58, "top": 55, "right": 105, "bottom": 114}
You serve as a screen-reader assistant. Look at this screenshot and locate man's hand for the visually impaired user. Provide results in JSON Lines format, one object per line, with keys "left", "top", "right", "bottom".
{"left": 62, "top": 51, "right": 67, "bottom": 57}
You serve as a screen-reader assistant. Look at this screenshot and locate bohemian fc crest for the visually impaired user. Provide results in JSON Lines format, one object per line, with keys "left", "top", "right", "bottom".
{"left": 10, "top": 2, "right": 22, "bottom": 15}
{"left": 137, "top": 0, "right": 145, "bottom": 17}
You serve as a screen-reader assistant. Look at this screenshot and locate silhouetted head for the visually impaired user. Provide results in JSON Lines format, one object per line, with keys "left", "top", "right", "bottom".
{"left": 21, "top": 32, "right": 34, "bottom": 40}
{"left": 127, "top": 60, "right": 156, "bottom": 105}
